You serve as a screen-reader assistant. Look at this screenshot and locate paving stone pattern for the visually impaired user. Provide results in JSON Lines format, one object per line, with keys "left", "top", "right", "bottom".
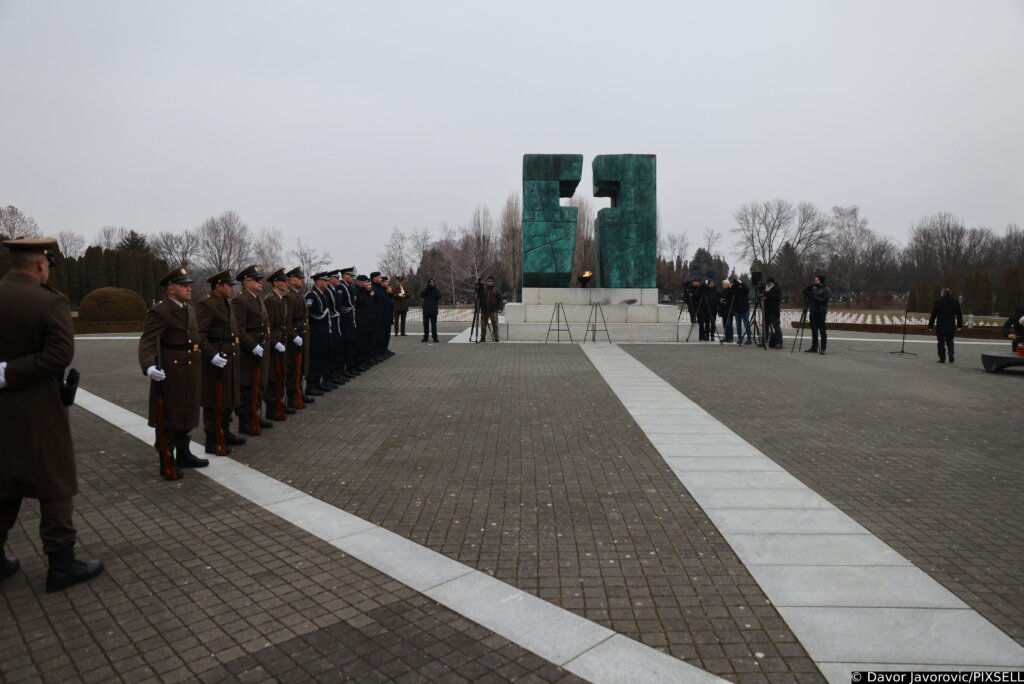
{"left": 0, "top": 409, "right": 580, "bottom": 683}
{"left": 68, "top": 335, "right": 821, "bottom": 682}
{"left": 623, "top": 340, "right": 1024, "bottom": 648}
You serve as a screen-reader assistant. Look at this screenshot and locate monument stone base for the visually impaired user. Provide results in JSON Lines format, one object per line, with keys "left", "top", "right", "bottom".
{"left": 505, "top": 288, "right": 687, "bottom": 342}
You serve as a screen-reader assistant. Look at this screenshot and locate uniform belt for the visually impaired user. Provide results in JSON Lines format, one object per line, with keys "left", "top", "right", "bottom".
{"left": 273, "top": 325, "right": 286, "bottom": 331}
{"left": 162, "top": 343, "right": 196, "bottom": 351}
{"left": 291, "top": 319, "right": 305, "bottom": 325}
{"left": 207, "top": 336, "right": 235, "bottom": 344}
{"left": 244, "top": 326, "right": 264, "bottom": 332}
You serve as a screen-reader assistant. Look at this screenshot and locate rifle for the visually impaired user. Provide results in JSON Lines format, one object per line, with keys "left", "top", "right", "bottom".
{"left": 293, "top": 347, "right": 304, "bottom": 409}
{"left": 250, "top": 331, "right": 263, "bottom": 435}
{"left": 153, "top": 354, "right": 178, "bottom": 481}
{"left": 214, "top": 341, "right": 228, "bottom": 455}
{"left": 275, "top": 338, "right": 286, "bottom": 420}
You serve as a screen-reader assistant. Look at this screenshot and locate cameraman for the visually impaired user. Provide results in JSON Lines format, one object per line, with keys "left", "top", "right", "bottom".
{"left": 719, "top": 280, "right": 734, "bottom": 343}
{"left": 763, "top": 277, "right": 783, "bottom": 348}
{"left": 730, "top": 278, "right": 752, "bottom": 345}
{"left": 805, "top": 275, "right": 831, "bottom": 354}
{"left": 683, "top": 277, "right": 699, "bottom": 323}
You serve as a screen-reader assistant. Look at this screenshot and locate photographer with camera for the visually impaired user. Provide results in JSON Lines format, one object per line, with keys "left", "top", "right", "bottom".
{"left": 698, "top": 280, "right": 718, "bottom": 341}
{"left": 729, "top": 278, "right": 752, "bottom": 345}
{"left": 719, "top": 280, "right": 734, "bottom": 343}
{"left": 682, "top": 277, "right": 699, "bottom": 323}
{"left": 804, "top": 275, "right": 831, "bottom": 354}
{"left": 763, "top": 277, "right": 783, "bottom": 348}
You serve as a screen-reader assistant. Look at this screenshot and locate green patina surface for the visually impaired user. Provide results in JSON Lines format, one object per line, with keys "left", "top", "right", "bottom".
{"left": 592, "top": 154, "right": 657, "bottom": 288}
{"left": 522, "top": 154, "right": 582, "bottom": 288}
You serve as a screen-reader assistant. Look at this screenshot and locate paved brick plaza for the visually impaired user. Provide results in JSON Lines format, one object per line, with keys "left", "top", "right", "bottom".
{"left": 2, "top": 324, "right": 1021, "bottom": 683}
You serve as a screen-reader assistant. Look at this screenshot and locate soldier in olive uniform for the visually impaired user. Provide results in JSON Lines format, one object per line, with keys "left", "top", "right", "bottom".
{"left": 137, "top": 265, "right": 206, "bottom": 477}
{"left": 232, "top": 265, "right": 272, "bottom": 434}
{"left": 263, "top": 268, "right": 293, "bottom": 419}
{"left": 0, "top": 238, "right": 103, "bottom": 592}
{"left": 283, "top": 267, "right": 314, "bottom": 409}
{"left": 195, "top": 270, "right": 245, "bottom": 454}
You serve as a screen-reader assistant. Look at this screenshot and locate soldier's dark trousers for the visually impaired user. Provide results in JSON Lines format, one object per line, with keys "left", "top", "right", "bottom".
{"left": 237, "top": 382, "right": 261, "bottom": 420}
{"left": 285, "top": 347, "right": 303, "bottom": 405}
{"left": 0, "top": 497, "right": 76, "bottom": 554}
{"left": 394, "top": 311, "right": 407, "bottom": 335}
{"left": 202, "top": 407, "right": 233, "bottom": 431}
{"left": 937, "top": 334, "right": 955, "bottom": 361}
{"left": 423, "top": 314, "right": 438, "bottom": 340}
{"left": 810, "top": 312, "right": 827, "bottom": 350}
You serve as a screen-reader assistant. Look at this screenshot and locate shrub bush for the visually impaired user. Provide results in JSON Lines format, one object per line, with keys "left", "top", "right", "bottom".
{"left": 77, "top": 287, "right": 147, "bottom": 322}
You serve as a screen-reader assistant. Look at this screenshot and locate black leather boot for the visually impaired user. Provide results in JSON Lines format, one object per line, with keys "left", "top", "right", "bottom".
{"left": 259, "top": 416, "right": 273, "bottom": 428}
{"left": 205, "top": 430, "right": 231, "bottom": 455}
{"left": 223, "top": 413, "right": 246, "bottom": 446}
{"left": 1, "top": 553, "right": 20, "bottom": 581}
{"left": 46, "top": 545, "right": 103, "bottom": 593}
{"left": 238, "top": 415, "right": 253, "bottom": 434}
{"left": 175, "top": 435, "right": 208, "bottom": 468}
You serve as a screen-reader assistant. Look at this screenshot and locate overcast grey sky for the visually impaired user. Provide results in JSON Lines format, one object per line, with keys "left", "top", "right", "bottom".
{"left": 2, "top": 0, "right": 1022, "bottom": 271}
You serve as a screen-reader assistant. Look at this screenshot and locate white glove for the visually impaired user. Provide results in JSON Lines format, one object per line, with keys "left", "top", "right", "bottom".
{"left": 293, "top": 336, "right": 303, "bottom": 347}
{"left": 146, "top": 365, "right": 166, "bottom": 382}
{"left": 275, "top": 341, "right": 286, "bottom": 353}
{"left": 0, "top": 361, "right": 7, "bottom": 389}
{"left": 252, "top": 344, "right": 264, "bottom": 358}
{"left": 211, "top": 353, "right": 228, "bottom": 369}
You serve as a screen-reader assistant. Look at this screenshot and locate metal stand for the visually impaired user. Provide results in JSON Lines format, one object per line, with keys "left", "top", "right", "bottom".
{"left": 545, "top": 303, "right": 574, "bottom": 343}
{"left": 748, "top": 295, "right": 766, "bottom": 348}
{"left": 686, "top": 294, "right": 719, "bottom": 342}
{"left": 469, "top": 299, "right": 481, "bottom": 343}
{"left": 890, "top": 297, "right": 918, "bottom": 356}
{"left": 790, "top": 297, "right": 811, "bottom": 354}
{"left": 583, "top": 303, "right": 611, "bottom": 343}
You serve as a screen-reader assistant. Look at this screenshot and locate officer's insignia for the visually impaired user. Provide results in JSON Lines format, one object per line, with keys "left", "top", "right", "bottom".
{"left": 179, "top": 268, "right": 186, "bottom": 275}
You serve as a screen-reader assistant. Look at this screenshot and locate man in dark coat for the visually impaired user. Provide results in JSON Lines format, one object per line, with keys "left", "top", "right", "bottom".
{"left": 0, "top": 238, "right": 103, "bottom": 592}
{"left": 730, "top": 278, "right": 752, "bottom": 345}
{"left": 336, "top": 268, "right": 358, "bottom": 378}
{"left": 138, "top": 265, "right": 205, "bottom": 476}
{"left": 699, "top": 280, "right": 719, "bottom": 341}
{"left": 354, "top": 275, "right": 376, "bottom": 365}
{"left": 763, "top": 277, "right": 783, "bottom": 348}
{"left": 1002, "top": 307, "right": 1024, "bottom": 353}
{"left": 927, "top": 288, "right": 964, "bottom": 363}
{"left": 305, "top": 272, "right": 331, "bottom": 393}
{"left": 263, "top": 268, "right": 293, "bottom": 419}
{"left": 232, "top": 265, "right": 272, "bottom": 432}
{"left": 326, "top": 270, "right": 346, "bottom": 385}
{"left": 380, "top": 275, "right": 395, "bottom": 355}
{"left": 370, "top": 272, "right": 391, "bottom": 360}
{"left": 195, "top": 269, "right": 244, "bottom": 454}
{"left": 479, "top": 276, "right": 504, "bottom": 342}
{"left": 719, "top": 280, "right": 734, "bottom": 343}
{"left": 393, "top": 276, "right": 410, "bottom": 335}
{"left": 420, "top": 278, "right": 441, "bottom": 342}
{"left": 806, "top": 275, "right": 831, "bottom": 354}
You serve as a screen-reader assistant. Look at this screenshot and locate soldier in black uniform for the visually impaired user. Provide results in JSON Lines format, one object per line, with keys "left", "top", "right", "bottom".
{"left": 305, "top": 272, "right": 331, "bottom": 393}
{"left": 354, "top": 275, "right": 375, "bottom": 370}
{"left": 325, "top": 270, "right": 343, "bottom": 387}
{"left": 380, "top": 275, "right": 395, "bottom": 356}
{"left": 335, "top": 267, "right": 359, "bottom": 378}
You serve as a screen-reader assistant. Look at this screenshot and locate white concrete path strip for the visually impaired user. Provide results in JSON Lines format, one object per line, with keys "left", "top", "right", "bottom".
{"left": 580, "top": 344, "right": 1024, "bottom": 682}
{"left": 73, "top": 388, "right": 724, "bottom": 684}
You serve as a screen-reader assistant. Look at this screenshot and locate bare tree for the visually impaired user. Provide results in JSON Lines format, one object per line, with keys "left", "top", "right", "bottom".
{"left": 57, "top": 230, "right": 86, "bottom": 258}
{"left": 149, "top": 229, "right": 200, "bottom": 267}
{"left": 410, "top": 227, "right": 432, "bottom": 267}
{"left": 95, "top": 225, "right": 129, "bottom": 249}
{"left": 377, "top": 228, "right": 411, "bottom": 280}
{"left": 0, "top": 205, "right": 42, "bottom": 239}
{"left": 702, "top": 227, "right": 722, "bottom": 254}
{"left": 665, "top": 232, "right": 690, "bottom": 262}
{"left": 253, "top": 227, "right": 285, "bottom": 270}
{"left": 904, "top": 212, "right": 998, "bottom": 284}
{"left": 288, "top": 237, "right": 331, "bottom": 282}
{"left": 733, "top": 199, "right": 830, "bottom": 280}
{"left": 498, "top": 193, "right": 522, "bottom": 298}
{"left": 194, "top": 210, "right": 253, "bottom": 273}
{"left": 827, "top": 205, "right": 871, "bottom": 305}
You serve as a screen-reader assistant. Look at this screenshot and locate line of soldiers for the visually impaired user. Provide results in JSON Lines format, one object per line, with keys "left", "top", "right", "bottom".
{"left": 137, "top": 264, "right": 398, "bottom": 480}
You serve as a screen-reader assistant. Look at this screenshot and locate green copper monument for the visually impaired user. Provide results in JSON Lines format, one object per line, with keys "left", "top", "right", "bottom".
{"left": 522, "top": 154, "right": 583, "bottom": 287}
{"left": 593, "top": 154, "right": 657, "bottom": 288}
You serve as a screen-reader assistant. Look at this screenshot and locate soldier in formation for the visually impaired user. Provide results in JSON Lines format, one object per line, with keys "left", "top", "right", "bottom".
{"left": 136, "top": 264, "right": 398, "bottom": 481}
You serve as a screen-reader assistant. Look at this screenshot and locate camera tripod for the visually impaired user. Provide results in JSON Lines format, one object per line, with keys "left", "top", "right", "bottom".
{"left": 790, "top": 295, "right": 811, "bottom": 353}
{"left": 748, "top": 294, "right": 766, "bottom": 348}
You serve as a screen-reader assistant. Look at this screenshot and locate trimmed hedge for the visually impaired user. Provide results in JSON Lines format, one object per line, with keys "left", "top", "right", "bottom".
{"left": 78, "top": 287, "right": 147, "bottom": 322}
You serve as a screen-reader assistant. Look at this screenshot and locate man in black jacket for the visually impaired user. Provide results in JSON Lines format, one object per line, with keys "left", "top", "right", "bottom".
{"left": 805, "top": 275, "right": 831, "bottom": 354}
{"left": 927, "top": 288, "right": 964, "bottom": 363}
{"left": 763, "top": 277, "right": 783, "bottom": 348}
{"left": 1001, "top": 307, "right": 1024, "bottom": 353}
{"left": 729, "top": 278, "right": 752, "bottom": 345}
{"left": 699, "top": 280, "right": 718, "bottom": 341}
{"left": 420, "top": 279, "right": 441, "bottom": 342}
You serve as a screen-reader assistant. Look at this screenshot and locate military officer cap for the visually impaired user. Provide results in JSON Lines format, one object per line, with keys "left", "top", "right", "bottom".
{"left": 312, "top": 272, "right": 330, "bottom": 281}
{"left": 485, "top": 275, "right": 495, "bottom": 281}
{"left": 237, "top": 264, "right": 264, "bottom": 281}
{"left": 207, "top": 269, "right": 237, "bottom": 286}
{"left": 159, "top": 265, "right": 195, "bottom": 287}
{"left": 380, "top": 275, "right": 389, "bottom": 282}
{"left": 396, "top": 275, "right": 404, "bottom": 281}
{"left": 340, "top": 266, "right": 355, "bottom": 275}
{"left": 267, "top": 268, "right": 287, "bottom": 282}
{"left": 369, "top": 271, "right": 381, "bottom": 279}
{"left": 286, "top": 267, "right": 305, "bottom": 279}
{"left": 326, "top": 269, "right": 342, "bottom": 278}
{"left": 2, "top": 237, "right": 59, "bottom": 266}
{"left": 356, "top": 274, "right": 370, "bottom": 282}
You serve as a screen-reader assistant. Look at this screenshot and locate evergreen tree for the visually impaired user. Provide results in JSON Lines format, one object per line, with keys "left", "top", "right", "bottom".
{"left": 995, "top": 266, "right": 1024, "bottom": 316}
{"left": 964, "top": 271, "right": 993, "bottom": 315}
